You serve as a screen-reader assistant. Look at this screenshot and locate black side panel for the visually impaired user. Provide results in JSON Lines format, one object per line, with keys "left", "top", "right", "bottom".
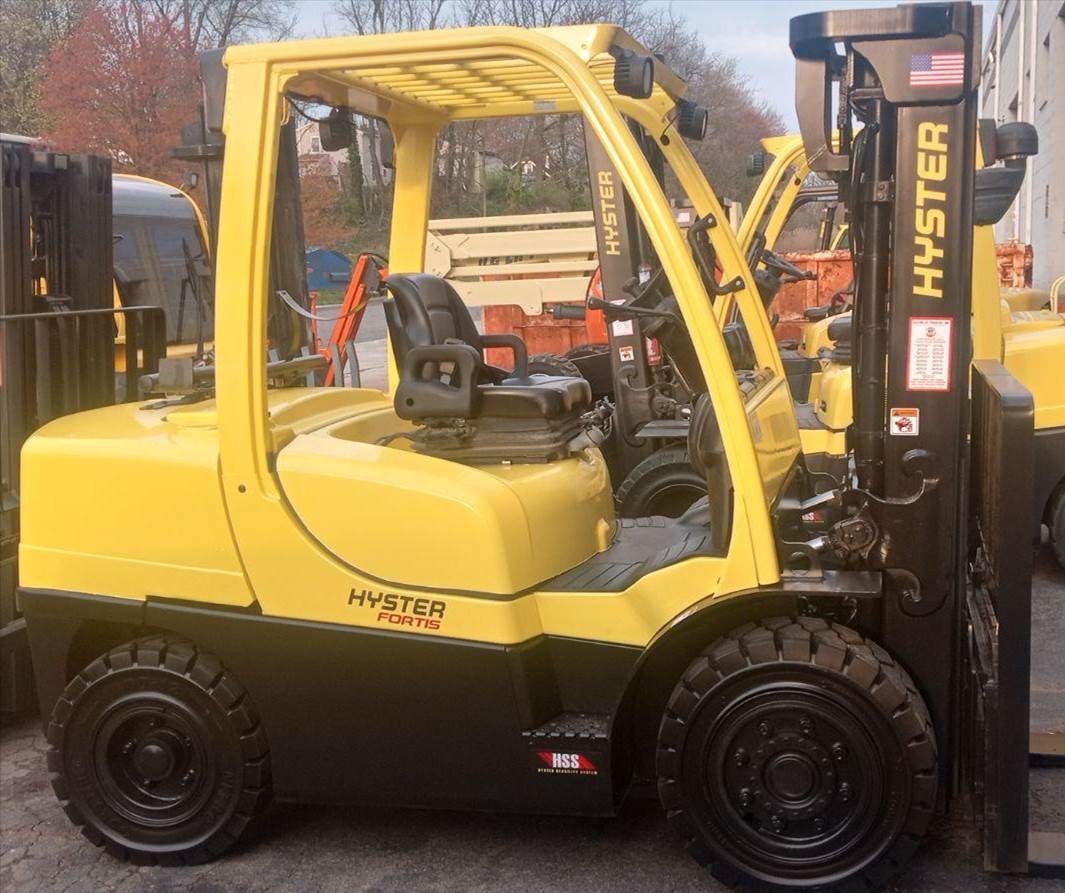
{"left": 547, "top": 636, "right": 640, "bottom": 713}
{"left": 21, "top": 588, "right": 638, "bottom": 815}
{"left": 20, "top": 589, "right": 145, "bottom": 723}
{"left": 141, "top": 601, "right": 601, "bottom": 811}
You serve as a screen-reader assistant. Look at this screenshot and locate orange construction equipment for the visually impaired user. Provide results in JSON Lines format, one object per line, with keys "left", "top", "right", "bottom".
{"left": 313, "top": 253, "right": 386, "bottom": 386}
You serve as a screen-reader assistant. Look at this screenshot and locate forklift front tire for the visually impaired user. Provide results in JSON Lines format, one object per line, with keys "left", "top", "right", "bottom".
{"left": 616, "top": 446, "right": 708, "bottom": 518}
{"left": 47, "top": 636, "right": 271, "bottom": 865}
{"left": 657, "top": 617, "right": 937, "bottom": 891}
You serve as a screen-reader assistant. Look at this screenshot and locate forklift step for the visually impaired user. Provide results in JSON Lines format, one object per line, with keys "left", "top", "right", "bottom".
{"left": 540, "top": 518, "right": 713, "bottom": 592}
{"left": 522, "top": 712, "right": 610, "bottom": 745}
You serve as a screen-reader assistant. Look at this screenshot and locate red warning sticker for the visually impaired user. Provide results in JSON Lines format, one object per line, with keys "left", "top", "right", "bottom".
{"left": 906, "top": 317, "right": 953, "bottom": 392}
{"left": 889, "top": 407, "right": 920, "bottom": 436}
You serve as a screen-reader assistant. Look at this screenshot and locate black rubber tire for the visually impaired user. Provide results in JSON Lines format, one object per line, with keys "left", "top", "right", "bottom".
{"left": 527, "top": 352, "right": 583, "bottom": 378}
{"left": 1049, "top": 482, "right": 1065, "bottom": 569}
{"left": 47, "top": 635, "right": 271, "bottom": 865}
{"left": 615, "top": 446, "right": 708, "bottom": 518}
{"left": 657, "top": 617, "right": 937, "bottom": 892}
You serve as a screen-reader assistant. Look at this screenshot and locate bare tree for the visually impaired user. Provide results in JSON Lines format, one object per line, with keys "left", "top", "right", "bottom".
{"left": 147, "top": 0, "right": 296, "bottom": 51}
{"left": 319, "top": 0, "right": 784, "bottom": 231}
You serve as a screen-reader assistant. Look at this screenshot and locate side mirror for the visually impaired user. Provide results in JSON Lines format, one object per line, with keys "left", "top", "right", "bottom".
{"left": 319, "top": 107, "right": 352, "bottom": 152}
{"left": 378, "top": 123, "right": 395, "bottom": 170}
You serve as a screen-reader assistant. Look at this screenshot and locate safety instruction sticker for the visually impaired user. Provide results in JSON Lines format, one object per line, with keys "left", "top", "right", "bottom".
{"left": 889, "top": 407, "right": 920, "bottom": 436}
{"left": 612, "top": 319, "right": 634, "bottom": 337}
{"left": 618, "top": 345, "right": 635, "bottom": 362}
{"left": 906, "top": 317, "right": 953, "bottom": 391}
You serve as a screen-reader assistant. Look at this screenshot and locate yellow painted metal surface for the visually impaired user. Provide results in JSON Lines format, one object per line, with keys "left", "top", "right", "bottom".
{"left": 210, "top": 24, "right": 790, "bottom": 608}
{"left": 1003, "top": 327, "right": 1065, "bottom": 431}
{"left": 21, "top": 24, "right": 802, "bottom": 653}
{"left": 1001, "top": 287, "right": 1051, "bottom": 312}
{"left": 19, "top": 402, "right": 252, "bottom": 606}
{"left": 276, "top": 394, "right": 615, "bottom": 595}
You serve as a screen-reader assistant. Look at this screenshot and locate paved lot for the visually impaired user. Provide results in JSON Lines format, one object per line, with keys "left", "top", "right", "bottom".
{"left": 2, "top": 551, "right": 1063, "bottom": 893}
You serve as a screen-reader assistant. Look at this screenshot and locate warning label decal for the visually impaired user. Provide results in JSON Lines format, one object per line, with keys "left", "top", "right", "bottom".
{"left": 889, "top": 407, "right": 920, "bottom": 436}
{"left": 906, "top": 317, "right": 953, "bottom": 392}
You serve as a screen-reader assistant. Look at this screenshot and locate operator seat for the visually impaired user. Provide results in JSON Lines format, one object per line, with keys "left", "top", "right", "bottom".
{"left": 383, "top": 274, "right": 595, "bottom": 463}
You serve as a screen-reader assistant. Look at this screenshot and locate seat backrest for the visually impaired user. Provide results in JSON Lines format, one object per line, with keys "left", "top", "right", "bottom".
{"left": 384, "top": 274, "right": 482, "bottom": 362}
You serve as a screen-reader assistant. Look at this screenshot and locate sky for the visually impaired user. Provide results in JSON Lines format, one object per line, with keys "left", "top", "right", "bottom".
{"left": 290, "top": 0, "right": 997, "bottom": 131}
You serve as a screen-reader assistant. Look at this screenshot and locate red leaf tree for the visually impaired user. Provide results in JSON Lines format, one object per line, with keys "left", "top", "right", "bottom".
{"left": 39, "top": 0, "right": 198, "bottom": 183}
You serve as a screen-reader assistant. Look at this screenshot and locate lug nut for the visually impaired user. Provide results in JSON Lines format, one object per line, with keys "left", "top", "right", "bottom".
{"left": 799, "top": 716, "right": 813, "bottom": 734}
{"left": 739, "top": 788, "right": 752, "bottom": 807}
{"left": 121, "top": 739, "right": 136, "bottom": 755}
{"left": 182, "top": 770, "right": 196, "bottom": 786}
{"left": 770, "top": 815, "right": 785, "bottom": 833}
{"left": 814, "top": 817, "right": 826, "bottom": 832}
{"left": 733, "top": 748, "right": 748, "bottom": 767}
{"left": 758, "top": 721, "right": 773, "bottom": 738}
{"left": 832, "top": 741, "right": 847, "bottom": 762}
{"left": 839, "top": 782, "right": 852, "bottom": 802}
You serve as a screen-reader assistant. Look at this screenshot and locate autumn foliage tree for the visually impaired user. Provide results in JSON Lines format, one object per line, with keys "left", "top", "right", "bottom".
{"left": 38, "top": 0, "right": 198, "bottom": 182}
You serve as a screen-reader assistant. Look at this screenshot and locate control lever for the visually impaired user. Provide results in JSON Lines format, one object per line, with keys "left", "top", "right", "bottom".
{"left": 586, "top": 296, "right": 684, "bottom": 330}
{"left": 686, "top": 213, "right": 744, "bottom": 297}
{"left": 762, "top": 249, "right": 817, "bottom": 283}
{"left": 551, "top": 303, "right": 587, "bottom": 320}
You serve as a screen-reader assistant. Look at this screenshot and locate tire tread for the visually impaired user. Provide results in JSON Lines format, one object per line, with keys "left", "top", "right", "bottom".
{"left": 47, "top": 635, "right": 271, "bottom": 865}
{"left": 656, "top": 616, "right": 937, "bottom": 892}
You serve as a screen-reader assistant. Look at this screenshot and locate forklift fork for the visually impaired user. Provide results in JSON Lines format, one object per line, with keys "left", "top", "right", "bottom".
{"left": 966, "top": 361, "right": 1065, "bottom": 878}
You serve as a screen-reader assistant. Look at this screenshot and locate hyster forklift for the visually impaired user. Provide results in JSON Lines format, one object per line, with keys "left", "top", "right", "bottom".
{"left": 17, "top": 4, "right": 1065, "bottom": 888}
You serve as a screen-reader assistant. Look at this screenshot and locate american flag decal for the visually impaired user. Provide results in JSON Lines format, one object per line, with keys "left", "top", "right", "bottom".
{"left": 910, "top": 52, "right": 965, "bottom": 87}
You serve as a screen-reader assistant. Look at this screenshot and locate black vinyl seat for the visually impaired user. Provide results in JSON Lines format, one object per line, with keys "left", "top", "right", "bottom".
{"left": 382, "top": 274, "right": 594, "bottom": 463}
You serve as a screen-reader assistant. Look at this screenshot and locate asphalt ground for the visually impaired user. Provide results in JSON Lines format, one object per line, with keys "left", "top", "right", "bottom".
{"left": 2, "top": 545, "right": 1062, "bottom": 893}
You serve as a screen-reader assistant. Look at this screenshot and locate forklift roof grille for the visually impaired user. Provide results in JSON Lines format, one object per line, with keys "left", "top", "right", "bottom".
{"left": 233, "top": 24, "right": 687, "bottom": 122}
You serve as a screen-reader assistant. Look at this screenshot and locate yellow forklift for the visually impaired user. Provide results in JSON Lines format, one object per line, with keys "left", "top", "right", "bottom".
{"left": 15, "top": 4, "right": 1065, "bottom": 888}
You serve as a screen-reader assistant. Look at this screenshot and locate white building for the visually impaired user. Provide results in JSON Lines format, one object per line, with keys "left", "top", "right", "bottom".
{"left": 980, "top": 0, "right": 1065, "bottom": 290}
{"left": 295, "top": 120, "right": 393, "bottom": 188}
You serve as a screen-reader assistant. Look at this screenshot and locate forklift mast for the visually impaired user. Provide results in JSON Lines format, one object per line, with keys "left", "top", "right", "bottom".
{"left": 792, "top": 3, "right": 1063, "bottom": 877}
{"left": 583, "top": 122, "right": 656, "bottom": 474}
{"left": 792, "top": 0, "right": 979, "bottom": 763}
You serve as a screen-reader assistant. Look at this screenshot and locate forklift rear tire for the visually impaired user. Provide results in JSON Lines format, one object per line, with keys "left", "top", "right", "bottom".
{"left": 527, "top": 352, "right": 583, "bottom": 379}
{"left": 47, "top": 636, "right": 271, "bottom": 865}
{"left": 657, "top": 617, "right": 937, "bottom": 891}
{"left": 616, "top": 447, "right": 708, "bottom": 518}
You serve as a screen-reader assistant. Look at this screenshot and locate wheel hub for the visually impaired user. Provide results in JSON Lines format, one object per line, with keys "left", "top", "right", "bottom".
{"left": 765, "top": 752, "right": 816, "bottom": 802}
{"left": 93, "top": 696, "right": 214, "bottom": 826}
{"left": 728, "top": 727, "right": 840, "bottom": 830}
{"left": 707, "top": 689, "right": 884, "bottom": 862}
{"left": 131, "top": 730, "right": 184, "bottom": 782}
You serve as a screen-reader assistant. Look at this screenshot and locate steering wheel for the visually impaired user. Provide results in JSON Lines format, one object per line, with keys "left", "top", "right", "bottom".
{"left": 761, "top": 249, "right": 817, "bottom": 284}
